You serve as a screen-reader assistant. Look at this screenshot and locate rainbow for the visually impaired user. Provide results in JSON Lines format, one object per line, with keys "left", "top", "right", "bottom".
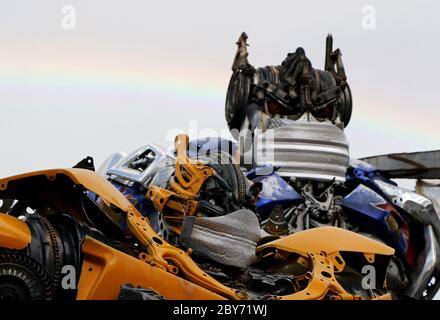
{"left": 0, "top": 59, "right": 437, "bottom": 150}
{"left": 0, "top": 63, "right": 225, "bottom": 104}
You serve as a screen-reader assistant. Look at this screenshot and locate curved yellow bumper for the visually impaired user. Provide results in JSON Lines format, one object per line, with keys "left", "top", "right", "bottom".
{"left": 0, "top": 213, "right": 31, "bottom": 250}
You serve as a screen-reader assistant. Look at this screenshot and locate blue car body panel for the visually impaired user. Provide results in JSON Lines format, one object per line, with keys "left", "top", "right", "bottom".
{"left": 110, "top": 181, "right": 160, "bottom": 232}
{"left": 249, "top": 160, "right": 410, "bottom": 257}
{"left": 246, "top": 167, "right": 302, "bottom": 220}
{"left": 340, "top": 184, "right": 408, "bottom": 256}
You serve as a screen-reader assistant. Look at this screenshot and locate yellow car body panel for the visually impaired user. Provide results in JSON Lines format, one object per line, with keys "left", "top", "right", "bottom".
{"left": 0, "top": 168, "right": 134, "bottom": 213}
{"left": 258, "top": 226, "right": 395, "bottom": 256}
{"left": 0, "top": 168, "right": 394, "bottom": 300}
{"left": 0, "top": 213, "right": 31, "bottom": 249}
{"left": 0, "top": 168, "right": 242, "bottom": 300}
{"left": 77, "top": 236, "right": 225, "bottom": 300}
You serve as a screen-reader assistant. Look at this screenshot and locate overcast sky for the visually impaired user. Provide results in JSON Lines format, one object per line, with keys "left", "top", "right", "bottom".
{"left": 0, "top": 0, "right": 439, "bottom": 177}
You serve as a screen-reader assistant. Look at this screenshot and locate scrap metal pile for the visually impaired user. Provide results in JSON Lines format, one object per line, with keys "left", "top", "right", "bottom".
{"left": 0, "top": 33, "right": 440, "bottom": 300}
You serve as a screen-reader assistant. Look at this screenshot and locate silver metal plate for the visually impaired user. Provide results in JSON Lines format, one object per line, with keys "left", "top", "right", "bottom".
{"left": 254, "top": 117, "right": 349, "bottom": 182}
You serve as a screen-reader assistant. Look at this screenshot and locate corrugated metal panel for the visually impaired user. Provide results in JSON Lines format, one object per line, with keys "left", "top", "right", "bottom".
{"left": 254, "top": 121, "right": 349, "bottom": 182}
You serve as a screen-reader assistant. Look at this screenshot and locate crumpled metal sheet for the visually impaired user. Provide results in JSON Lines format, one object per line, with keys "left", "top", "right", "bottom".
{"left": 181, "top": 209, "right": 261, "bottom": 268}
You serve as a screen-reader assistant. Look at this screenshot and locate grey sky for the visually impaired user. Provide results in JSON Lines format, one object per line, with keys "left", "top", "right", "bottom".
{"left": 0, "top": 0, "right": 439, "bottom": 177}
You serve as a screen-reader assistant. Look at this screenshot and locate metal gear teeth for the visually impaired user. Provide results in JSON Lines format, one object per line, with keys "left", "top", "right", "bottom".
{"left": 0, "top": 250, "right": 54, "bottom": 300}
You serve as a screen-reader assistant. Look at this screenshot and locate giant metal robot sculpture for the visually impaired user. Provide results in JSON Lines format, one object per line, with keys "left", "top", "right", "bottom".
{"left": 225, "top": 32, "right": 352, "bottom": 135}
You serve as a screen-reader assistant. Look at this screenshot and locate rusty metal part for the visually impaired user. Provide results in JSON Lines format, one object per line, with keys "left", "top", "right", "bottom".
{"left": 170, "top": 134, "right": 213, "bottom": 197}
{"left": 147, "top": 186, "right": 198, "bottom": 216}
{"left": 263, "top": 205, "right": 289, "bottom": 236}
{"left": 146, "top": 134, "right": 213, "bottom": 236}
{"left": 147, "top": 185, "right": 198, "bottom": 235}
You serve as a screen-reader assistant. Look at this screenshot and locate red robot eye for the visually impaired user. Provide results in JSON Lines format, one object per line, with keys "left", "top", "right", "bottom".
{"left": 268, "top": 101, "right": 281, "bottom": 114}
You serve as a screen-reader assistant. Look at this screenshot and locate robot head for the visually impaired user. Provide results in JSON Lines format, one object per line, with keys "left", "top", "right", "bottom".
{"left": 225, "top": 33, "right": 352, "bottom": 135}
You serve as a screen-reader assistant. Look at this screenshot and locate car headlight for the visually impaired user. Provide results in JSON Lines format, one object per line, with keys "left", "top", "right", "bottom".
{"left": 374, "top": 179, "right": 432, "bottom": 210}
{"left": 374, "top": 179, "right": 440, "bottom": 237}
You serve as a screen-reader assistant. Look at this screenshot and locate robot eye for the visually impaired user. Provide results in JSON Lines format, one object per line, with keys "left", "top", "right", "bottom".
{"left": 312, "top": 105, "right": 334, "bottom": 120}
